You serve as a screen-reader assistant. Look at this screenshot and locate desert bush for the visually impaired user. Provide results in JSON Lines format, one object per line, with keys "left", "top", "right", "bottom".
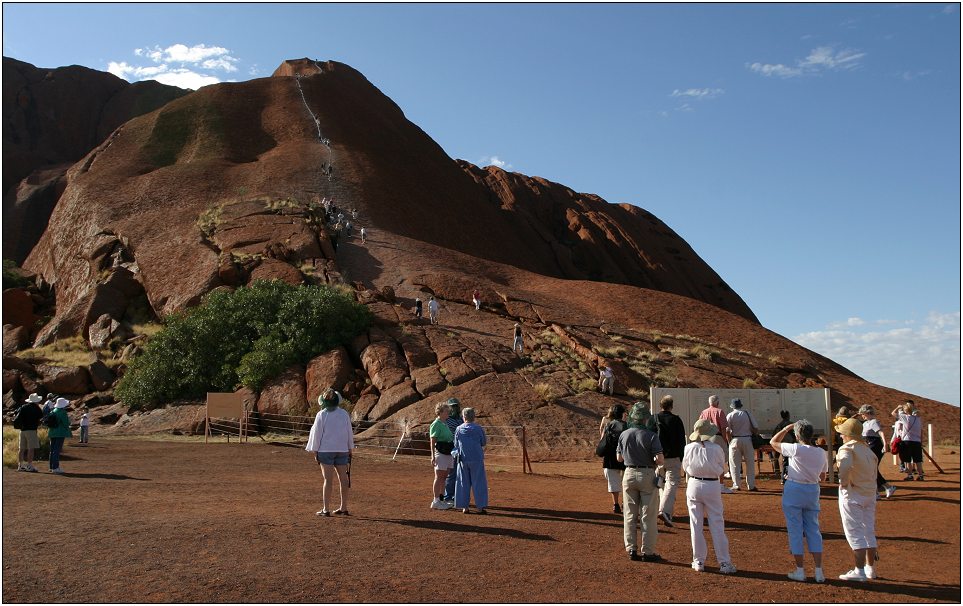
{"left": 690, "top": 345, "right": 720, "bottom": 362}
{"left": 570, "top": 378, "right": 597, "bottom": 393}
{"left": 533, "top": 382, "right": 560, "bottom": 403}
{"left": 653, "top": 368, "right": 677, "bottom": 387}
{"left": 18, "top": 336, "right": 92, "bottom": 367}
{"left": 742, "top": 378, "right": 758, "bottom": 389}
{"left": 3, "top": 426, "right": 50, "bottom": 467}
{"left": 115, "top": 280, "right": 371, "bottom": 409}
{"left": 594, "top": 344, "right": 628, "bottom": 358}
{"left": 3, "top": 259, "right": 30, "bottom": 289}
{"left": 626, "top": 387, "right": 648, "bottom": 399}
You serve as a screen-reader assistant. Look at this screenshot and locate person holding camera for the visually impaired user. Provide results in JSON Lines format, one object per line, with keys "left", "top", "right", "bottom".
{"left": 682, "top": 419, "right": 737, "bottom": 574}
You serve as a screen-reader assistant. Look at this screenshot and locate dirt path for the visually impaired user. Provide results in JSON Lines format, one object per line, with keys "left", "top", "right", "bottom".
{"left": 2, "top": 440, "right": 960, "bottom": 603}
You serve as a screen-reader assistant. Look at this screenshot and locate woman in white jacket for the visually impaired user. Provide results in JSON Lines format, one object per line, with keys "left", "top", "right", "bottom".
{"left": 305, "top": 388, "right": 355, "bottom": 516}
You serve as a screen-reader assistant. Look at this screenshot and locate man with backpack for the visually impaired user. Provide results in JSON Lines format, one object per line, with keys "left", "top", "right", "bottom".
{"left": 14, "top": 393, "right": 44, "bottom": 472}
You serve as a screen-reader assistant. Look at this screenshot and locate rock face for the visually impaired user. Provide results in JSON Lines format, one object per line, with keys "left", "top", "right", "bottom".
{"left": 5, "top": 57, "right": 958, "bottom": 445}
{"left": 2, "top": 57, "right": 188, "bottom": 262}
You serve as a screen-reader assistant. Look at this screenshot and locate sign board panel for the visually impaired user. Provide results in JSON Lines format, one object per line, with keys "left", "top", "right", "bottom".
{"left": 650, "top": 387, "right": 831, "bottom": 441}
{"left": 206, "top": 392, "right": 246, "bottom": 419}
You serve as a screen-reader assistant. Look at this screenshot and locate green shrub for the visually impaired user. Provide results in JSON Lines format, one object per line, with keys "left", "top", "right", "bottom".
{"left": 3, "top": 259, "right": 30, "bottom": 289}
{"left": 115, "top": 280, "right": 372, "bottom": 409}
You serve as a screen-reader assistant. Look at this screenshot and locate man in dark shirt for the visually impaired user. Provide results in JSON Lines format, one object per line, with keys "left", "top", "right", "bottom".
{"left": 441, "top": 398, "right": 462, "bottom": 504}
{"left": 656, "top": 395, "right": 686, "bottom": 527}
{"left": 16, "top": 393, "right": 45, "bottom": 472}
{"left": 772, "top": 410, "right": 796, "bottom": 484}
{"left": 617, "top": 403, "right": 665, "bottom": 561}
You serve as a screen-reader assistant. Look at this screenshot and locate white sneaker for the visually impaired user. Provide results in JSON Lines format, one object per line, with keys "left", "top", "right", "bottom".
{"left": 50, "top": 468, "right": 64, "bottom": 475}
{"left": 430, "top": 498, "right": 452, "bottom": 510}
{"left": 838, "top": 568, "right": 867, "bottom": 582}
{"left": 814, "top": 568, "right": 825, "bottom": 583}
{"left": 691, "top": 560, "right": 704, "bottom": 572}
{"left": 720, "top": 486, "right": 734, "bottom": 494}
{"left": 787, "top": 569, "right": 807, "bottom": 582}
{"left": 723, "top": 471, "right": 731, "bottom": 479}
{"left": 719, "top": 562, "right": 737, "bottom": 575}
{"left": 884, "top": 486, "right": 896, "bottom": 498}
{"left": 864, "top": 565, "right": 877, "bottom": 580}
{"left": 729, "top": 484, "right": 740, "bottom": 491}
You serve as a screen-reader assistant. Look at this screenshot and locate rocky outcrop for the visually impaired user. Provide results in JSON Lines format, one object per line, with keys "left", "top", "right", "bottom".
{"left": 305, "top": 347, "right": 354, "bottom": 402}
{"left": 3, "top": 57, "right": 188, "bottom": 262}
{"left": 36, "top": 364, "right": 91, "bottom": 395}
{"left": 256, "top": 365, "right": 309, "bottom": 420}
{"left": 360, "top": 341, "right": 408, "bottom": 393}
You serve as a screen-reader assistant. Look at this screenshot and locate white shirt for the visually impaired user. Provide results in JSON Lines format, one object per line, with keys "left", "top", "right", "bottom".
{"left": 80, "top": 414, "right": 89, "bottom": 427}
{"left": 726, "top": 409, "right": 756, "bottom": 437}
{"left": 682, "top": 440, "right": 726, "bottom": 478}
{"left": 305, "top": 407, "right": 354, "bottom": 453}
{"left": 428, "top": 300, "right": 439, "bottom": 313}
{"left": 861, "top": 418, "right": 881, "bottom": 438}
{"left": 898, "top": 412, "right": 922, "bottom": 442}
{"left": 778, "top": 443, "right": 828, "bottom": 484}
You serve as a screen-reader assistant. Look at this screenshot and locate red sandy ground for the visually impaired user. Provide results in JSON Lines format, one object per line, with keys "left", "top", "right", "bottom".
{"left": 2, "top": 439, "right": 960, "bottom": 603}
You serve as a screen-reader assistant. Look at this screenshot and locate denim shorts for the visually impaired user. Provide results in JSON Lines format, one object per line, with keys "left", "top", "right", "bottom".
{"left": 316, "top": 452, "right": 350, "bottom": 466}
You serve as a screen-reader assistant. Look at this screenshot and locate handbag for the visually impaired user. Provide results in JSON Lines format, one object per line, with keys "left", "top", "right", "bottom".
{"left": 595, "top": 433, "right": 608, "bottom": 457}
{"left": 890, "top": 436, "right": 902, "bottom": 455}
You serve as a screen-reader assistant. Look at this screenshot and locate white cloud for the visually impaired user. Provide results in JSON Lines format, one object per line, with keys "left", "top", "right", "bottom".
{"left": 793, "top": 311, "right": 961, "bottom": 406}
{"left": 106, "top": 44, "right": 240, "bottom": 90}
{"left": 479, "top": 156, "right": 513, "bottom": 170}
{"left": 900, "top": 69, "right": 934, "bottom": 81}
{"left": 670, "top": 88, "right": 725, "bottom": 100}
{"left": 747, "top": 62, "right": 803, "bottom": 78}
{"left": 748, "top": 45, "right": 866, "bottom": 78}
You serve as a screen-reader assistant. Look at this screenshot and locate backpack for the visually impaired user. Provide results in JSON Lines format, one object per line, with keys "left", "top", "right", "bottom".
{"left": 12, "top": 405, "right": 26, "bottom": 430}
{"left": 44, "top": 412, "right": 59, "bottom": 429}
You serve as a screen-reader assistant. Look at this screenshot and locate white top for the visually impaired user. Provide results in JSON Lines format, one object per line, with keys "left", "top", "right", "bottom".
{"left": 682, "top": 440, "right": 726, "bottom": 478}
{"left": 778, "top": 443, "right": 828, "bottom": 484}
{"left": 428, "top": 300, "right": 439, "bottom": 313}
{"left": 861, "top": 418, "right": 881, "bottom": 438}
{"left": 726, "top": 409, "right": 756, "bottom": 437}
{"left": 80, "top": 414, "right": 89, "bottom": 427}
{"left": 304, "top": 407, "right": 354, "bottom": 453}
{"left": 600, "top": 367, "right": 614, "bottom": 379}
{"left": 898, "top": 412, "right": 922, "bottom": 442}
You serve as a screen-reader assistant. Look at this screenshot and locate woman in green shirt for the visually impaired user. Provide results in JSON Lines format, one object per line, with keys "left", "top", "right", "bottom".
{"left": 47, "top": 397, "right": 73, "bottom": 474}
{"left": 429, "top": 402, "right": 455, "bottom": 510}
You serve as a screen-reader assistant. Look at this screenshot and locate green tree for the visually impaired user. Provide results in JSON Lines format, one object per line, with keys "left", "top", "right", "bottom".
{"left": 115, "top": 280, "right": 371, "bottom": 408}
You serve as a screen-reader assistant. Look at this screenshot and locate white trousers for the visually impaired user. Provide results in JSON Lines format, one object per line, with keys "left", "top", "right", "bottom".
{"left": 729, "top": 436, "right": 756, "bottom": 489}
{"left": 686, "top": 478, "right": 731, "bottom": 564}
{"left": 838, "top": 488, "right": 877, "bottom": 550}
{"left": 659, "top": 457, "right": 682, "bottom": 516}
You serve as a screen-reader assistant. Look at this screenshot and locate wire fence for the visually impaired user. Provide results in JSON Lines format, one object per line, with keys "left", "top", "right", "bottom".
{"left": 206, "top": 411, "right": 533, "bottom": 472}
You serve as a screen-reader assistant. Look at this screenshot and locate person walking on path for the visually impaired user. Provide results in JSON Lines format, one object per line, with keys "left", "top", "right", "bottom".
{"left": 771, "top": 419, "right": 829, "bottom": 583}
{"left": 512, "top": 323, "right": 524, "bottom": 355}
{"left": 857, "top": 405, "right": 896, "bottom": 498}
{"left": 617, "top": 404, "right": 664, "bottom": 562}
{"left": 892, "top": 401, "right": 924, "bottom": 480}
{"left": 598, "top": 364, "right": 614, "bottom": 395}
{"left": 656, "top": 395, "right": 686, "bottom": 527}
{"left": 360, "top": 226, "right": 366, "bottom": 244}
{"left": 428, "top": 296, "right": 440, "bottom": 325}
{"left": 305, "top": 389, "right": 355, "bottom": 516}
{"left": 414, "top": 298, "right": 423, "bottom": 319}
{"left": 682, "top": 419, "right": 737, "bottom": 574}
{"left": 472, "top": 288, "right": 481, "bottom": 311}
{"left": 725, "top": 399, "right": 759, "bottom": 491}
{"left": 15, "top": 393, "right": 43, "bottom": 472}
{"left": 47, "top": 398, "right": 73, "bottom": 474}
{"left": 429, "top": 402, "right": 455, "bottom": 510}
{"left": 442, "top": 398, "right": 462, "bottom": 504}
{"left": 600, "top": 404, "right": 628, "bottom": 513}
{"left": 453, "top": 407, "right": 488, "bottom": 514}
{"left": 835, "top": 417, "right": 881, "bottom": 582}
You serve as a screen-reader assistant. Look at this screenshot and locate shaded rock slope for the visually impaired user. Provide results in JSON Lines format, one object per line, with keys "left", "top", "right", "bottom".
{"left": 6, "top": 57, "right": 957, "bottom": 452}
{"left": 3, "top": 57, "right": 188, "bottom": 262}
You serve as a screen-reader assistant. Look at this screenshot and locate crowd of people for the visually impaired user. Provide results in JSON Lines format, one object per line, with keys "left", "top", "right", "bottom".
{"left": 595, "top": 394, "right": 928, "bottom": 580}
{"left": 11, "top": 377, "right": 932, "bottom": 584}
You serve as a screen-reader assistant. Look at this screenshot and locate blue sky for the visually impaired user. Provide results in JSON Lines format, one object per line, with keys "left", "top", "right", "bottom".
{"left": 3, "top": 3, "right": 960, "bottom": 405}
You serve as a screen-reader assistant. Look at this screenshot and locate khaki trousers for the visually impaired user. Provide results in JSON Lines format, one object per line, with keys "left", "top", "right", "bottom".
{"left": 623, "top": 467, "right": 659, "bottom": 554}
